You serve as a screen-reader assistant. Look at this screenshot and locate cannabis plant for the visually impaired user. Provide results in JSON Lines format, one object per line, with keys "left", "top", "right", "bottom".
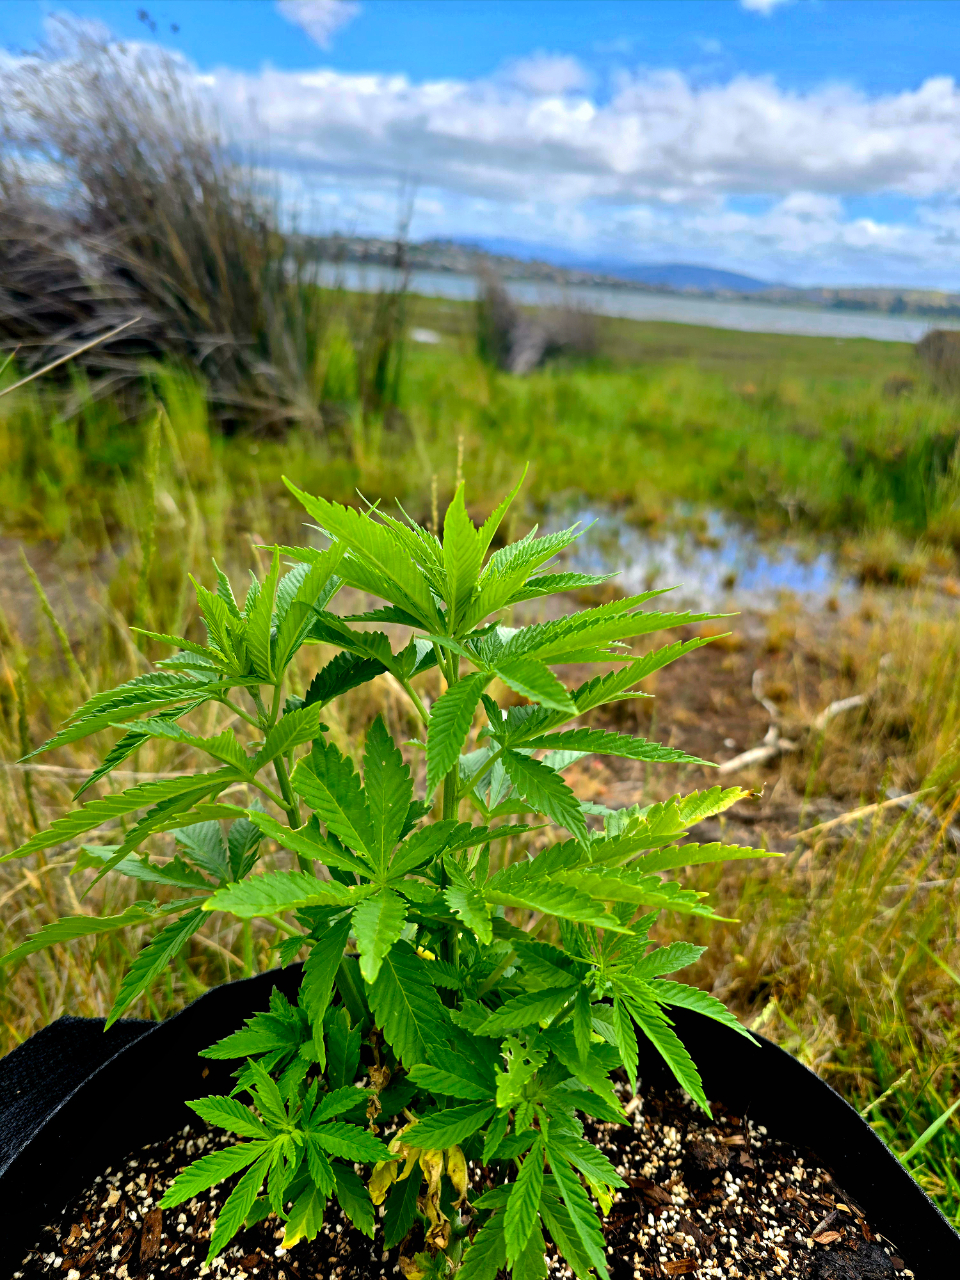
{"left": 3, "top": 476, "right": 764, "bottom": 1279}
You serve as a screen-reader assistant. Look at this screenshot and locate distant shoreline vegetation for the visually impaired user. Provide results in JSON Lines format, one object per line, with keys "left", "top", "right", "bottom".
{"left": 306, "top": 234, "right": 960, "bottom": 319}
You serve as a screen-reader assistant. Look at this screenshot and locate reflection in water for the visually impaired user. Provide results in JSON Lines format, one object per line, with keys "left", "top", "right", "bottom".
{"left": 544, "top": 504, "right": 851, "bottom": 609}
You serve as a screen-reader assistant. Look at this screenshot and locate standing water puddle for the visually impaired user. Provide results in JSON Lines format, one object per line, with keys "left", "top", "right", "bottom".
{"left": 543, "top": 504, "right": 854, "bottom": 610}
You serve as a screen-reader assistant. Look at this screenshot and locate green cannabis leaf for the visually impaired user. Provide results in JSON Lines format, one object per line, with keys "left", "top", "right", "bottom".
{"left": 9, "top": 474, "right": 774, "bottom": 1271}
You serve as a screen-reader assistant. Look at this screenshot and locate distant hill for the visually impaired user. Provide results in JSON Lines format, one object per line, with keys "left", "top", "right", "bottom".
{"left": 602, "top": 262, "right": 774, "bottom": 293}
{"left": 465, "top": 238, "right": 774, "bottom": 293}
{"left": 307, "top": 234, "right": 960, "bottom": 318}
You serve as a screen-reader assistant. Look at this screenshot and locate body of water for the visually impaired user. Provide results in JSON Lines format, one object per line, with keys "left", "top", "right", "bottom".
{"left": 545, "top": 504, "right": 852, "bottom": 611}
{"left": 318, "top": 262, "right": 959, "bottom": 344}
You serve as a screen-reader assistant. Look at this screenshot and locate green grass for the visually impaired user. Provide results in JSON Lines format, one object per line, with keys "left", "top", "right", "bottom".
{"left": 3, "top": 304, "right": 956, "bottom": 562}
{"left": 2, "top": 303, "right": 960, "bottom": 1224}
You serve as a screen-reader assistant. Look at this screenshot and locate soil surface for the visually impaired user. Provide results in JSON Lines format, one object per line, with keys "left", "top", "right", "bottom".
{"left": 16, "top": 1084, "right": 913, "bottom": 1280}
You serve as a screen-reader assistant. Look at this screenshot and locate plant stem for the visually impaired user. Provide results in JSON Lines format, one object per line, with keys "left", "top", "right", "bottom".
{"left": 439, "top": 641, "right": 460, "bottom": 823}
{"left": 273, "top": 754, "right": 313, "bottom": 873}
{"left": 265, "top": 914, "right": 304, "bottom": 937}
{"left": 273, "top": 755, "right": 301, "bottom": 829}
{"left": 398, "top": 676, "right": 431, "bottom": 727}
{"left": 458, "top": 746, "right": 504, "bottom": 801}
{"left": 476, "top": 917, "right": 550, "bottom": 998}
{"left": 251, "top": 779, "right": 288, "bottom": 808}
{"left": 442, "top": 769, "right": 459, "bottom": 822}
{"left": 220, "top": 696, "right": 260, "bottom": 729}
{"left": 268, "top": 680, "right": 284, "bottom": 728}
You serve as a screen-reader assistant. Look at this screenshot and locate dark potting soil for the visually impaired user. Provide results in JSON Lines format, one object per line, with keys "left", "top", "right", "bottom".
{"left": 14, "top": 1085, "right": 913, "bottom": 1280}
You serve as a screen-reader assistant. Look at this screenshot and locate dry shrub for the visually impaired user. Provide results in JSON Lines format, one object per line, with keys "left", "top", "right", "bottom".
{"left": 475, "top": 271, "right": 599, "bottom": 373}
{"left": 916, "top": 328, "right": 960, "bottom": 393}
{"left": 0, "top": 19, "right": 407, "bottom": 430}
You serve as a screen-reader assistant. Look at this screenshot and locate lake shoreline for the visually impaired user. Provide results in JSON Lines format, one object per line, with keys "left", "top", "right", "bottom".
{"left": 317, "top": 261, "right": 960, "bottom": 343}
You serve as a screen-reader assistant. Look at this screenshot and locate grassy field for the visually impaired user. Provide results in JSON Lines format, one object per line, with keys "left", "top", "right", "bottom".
{"left": 2, "top": 306, "right": 960, "bottom": 1222}
{"left": 3, "top": 296, "right": 955, "bottom": 556}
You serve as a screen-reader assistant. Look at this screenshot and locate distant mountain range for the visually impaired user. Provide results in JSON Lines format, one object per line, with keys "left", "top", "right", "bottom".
{"left": 587, "top": 262, "right": 773, "bottom": 293}
{"left": 309, "top": 234, "right": 960, "bottom": 319}
{"left": 470, "top": 240, "right": 775, "bottom": 293}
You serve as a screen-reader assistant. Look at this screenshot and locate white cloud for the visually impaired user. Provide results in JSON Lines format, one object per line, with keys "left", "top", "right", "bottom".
{"left": 11, "top": 24, "right": 960, "bottom": 285}
{"left": 196, "top": 60, "right": 960, "bottom": 281}
{"left": 276, "top": 0, "right": 360, "bottom": 49}
{"left": 208, "top": 63, "right": 960, "bottom": 208}
{"left": 500, "top": 53, "right": 590, "bottom": 96}
{"left": 740, "top": 0, "right": 794, "bottom": 14}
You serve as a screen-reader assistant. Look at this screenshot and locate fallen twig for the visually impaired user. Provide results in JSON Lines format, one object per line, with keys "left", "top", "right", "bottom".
{"left": 791, "top": 791, "right": 929, "bottom": 842}
{"left": 885, "top": 787, "right": 960, "bottom": 848}
{"left": 716, "top": 670, "right": 871, "bottom": 776}
{"left": 716, "top": 736, "right": 795, "bottom": 775}
{"left": 0, "top": 317, "right": 140, "bottom": 398}
{"left": 812, "top": 693, "right": 869, "bottom": 732}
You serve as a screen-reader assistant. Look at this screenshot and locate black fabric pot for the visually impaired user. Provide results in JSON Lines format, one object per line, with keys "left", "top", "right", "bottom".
{"left": 1, "top": 970, "right": 956, "bottom": 1275}
{"left": 0, "top": 967, "right": 300, "bottom": 1273}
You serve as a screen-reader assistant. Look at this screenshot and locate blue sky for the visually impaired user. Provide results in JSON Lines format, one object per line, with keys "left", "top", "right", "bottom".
{"left": 5, "top": 1, "right": 960, "bottom": 286}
